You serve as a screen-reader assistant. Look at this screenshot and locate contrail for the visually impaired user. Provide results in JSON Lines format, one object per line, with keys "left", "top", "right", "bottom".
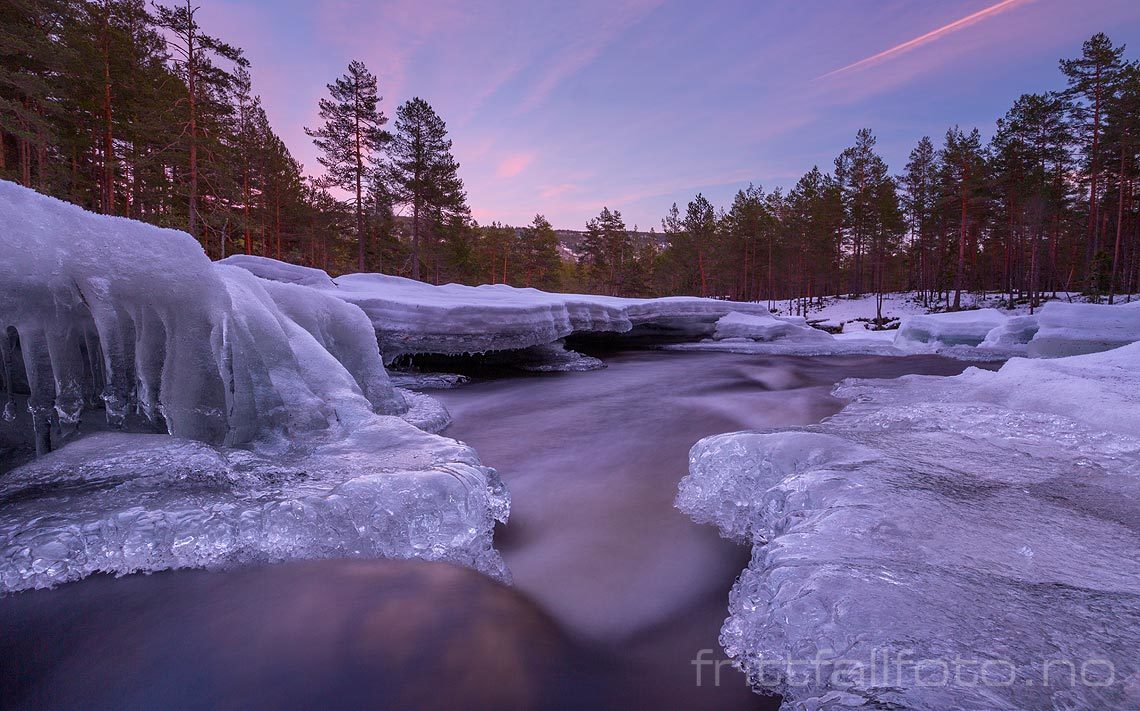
{"left": 817, "top": 0, "right": 1035, "bottom": 80}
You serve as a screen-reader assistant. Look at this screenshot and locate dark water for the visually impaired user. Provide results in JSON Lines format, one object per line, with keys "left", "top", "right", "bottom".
{"left": 0, "top": 351, "right": 984, "bottom": 710}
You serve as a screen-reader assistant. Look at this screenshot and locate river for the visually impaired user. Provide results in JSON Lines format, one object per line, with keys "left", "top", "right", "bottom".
{"left": 0, "top": 350, "right": 984, "bottom": 710}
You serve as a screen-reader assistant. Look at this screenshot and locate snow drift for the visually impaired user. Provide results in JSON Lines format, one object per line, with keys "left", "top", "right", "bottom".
{"left": 0, "top": 181, "right": 506, "bottom": 591}
{"left": 677, "top": 344, "right": 1140, "bottom": 708}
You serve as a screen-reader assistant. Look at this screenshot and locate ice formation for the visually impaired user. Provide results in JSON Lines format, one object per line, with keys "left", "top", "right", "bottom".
{"left": 0, "top": 181, "right": 506, "bottom": 590}
{"left": 712, "top": 311, "right": 835, "bottom": 344}
{"left": 677, "top": 344, "right": 1140, "bottom": 709}
{"left": 893, "top": 307, "right": 1013, "bottom": 348}
{"left": 220, "top": 259, "right": 774, "bottom": 361}
{"left": 1027, "top": 300, "right": 1140, "bottom": 358}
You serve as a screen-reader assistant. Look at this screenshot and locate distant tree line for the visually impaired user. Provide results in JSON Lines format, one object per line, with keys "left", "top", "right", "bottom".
{"left": 589, "top": 33, "right": 1140, "bottom": 311}
{"left": 2, "top": 9, "right": 1138, "bottom": 306}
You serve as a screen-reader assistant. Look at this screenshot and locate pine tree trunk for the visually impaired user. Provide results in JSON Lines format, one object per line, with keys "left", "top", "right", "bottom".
{"left": 1087, "top": 64, "right": 1103, "bottom": 270}
{"left": 954, "top": 174, "right": 968, "bottom": 310}
{"left": 412, "top": 198, "right": 421, "bottom": 280}
{"left": 187, "top": 20, "right": 198, "bottom": 241}
{"left": 101, "top": 8, "right": 114, "bottom": 215}
{"left": 1109, "top": 144, "right": 1128, "bottom": 304}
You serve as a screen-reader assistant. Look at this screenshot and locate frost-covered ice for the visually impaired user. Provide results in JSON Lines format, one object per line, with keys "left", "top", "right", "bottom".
{"left": 0, "top": 181, "right": 507, "bottom": 590}
{"left": 333, "top": 274, "right": 773, "bottom": 361}
{"left": 218, "top": 253, "right": 338, "bottom": 289}
{"left": 222, "top": 259, "right": 773, "bottom": 361}
{"left": 388, "top": 372, "right": 471, "bottom": 391}
{"left": 0, "top": 424, "right": 509, "bottom": 592}
{"left": 677, "top": 344, "right": 1140, "bottom": 709}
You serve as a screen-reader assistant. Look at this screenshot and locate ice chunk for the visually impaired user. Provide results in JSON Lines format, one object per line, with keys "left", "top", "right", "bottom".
{"left": 893, "top": 308, "right": 1011, "bottom": 348}
{"left": 0, "top": 425, "right": 509, "bottom": 592}
{"left": 677, "top": 345, "right": 1140, "bottom": 709}
{"left": 1028, "top": 301, "right": 1140, "bottom": 358}
{"left": 980, "top": 314, "right": 1039, "bottom": 348}
{"left": 713, "top": 311, "right": 835, "bottom": 343}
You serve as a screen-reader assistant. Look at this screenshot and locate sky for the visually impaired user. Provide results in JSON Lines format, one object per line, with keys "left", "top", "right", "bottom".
{"left": 197, "top": 0, "right": 1140, "bottom": 230}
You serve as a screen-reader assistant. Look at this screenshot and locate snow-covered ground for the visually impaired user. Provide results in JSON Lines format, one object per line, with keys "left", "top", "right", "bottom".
{"left": 666, "top": 291, "right": 1140, "bottom": 363}
{"left": 767, "top": 291, "right": 1115, "bottom": 334}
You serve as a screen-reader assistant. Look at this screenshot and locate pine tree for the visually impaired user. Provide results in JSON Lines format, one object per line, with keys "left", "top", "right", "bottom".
{"left": 387, "top": 97, "right": 466, "bottom": 281}
{"left": 835, "top": 129, "right": 892, "bottom": 297}
{"left": 1061, "top": 33, "right": 1126, "bottom": 273}
{"left": 580, "top": 207, "right": 635, "bottom": 295}
{"left": 991, "top": 93, "right": 1072, "bottom": 308}
{"left": 519, "top": 214, "right": 561, "bottom": 289}
{"left": 0, "top": 0, "right": 70, "bottom": 189}
{"left": 1102, "top": 62, "right": 1140, "bottom": 302}
{"left": 938, "top": 127, "right": 989, "bottom": 309}
{"left": 683, "top": 193, "right": 717, "bottom": 296}
{"left": 720, "top": 184, "right": 771, "bottom": 301}
{"left": 305, "top": 60, "right": 389, "bottom": 272}
{"left": 902, "top": 136, "right": 939, "bottom": 304}
{"left": 153, "top": 0, "right": 245, "bottom": 242}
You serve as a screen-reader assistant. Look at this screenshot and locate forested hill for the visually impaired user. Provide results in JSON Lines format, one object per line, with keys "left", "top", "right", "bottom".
{"left": 1, "top": 3, "right": 1138, "bottom": 305}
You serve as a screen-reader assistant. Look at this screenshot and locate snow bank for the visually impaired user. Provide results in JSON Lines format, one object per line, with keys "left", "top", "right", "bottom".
{"left": 1027, "top": 301, "right": 1140, "bottom": 358}
{"left": 0, "top": 181, "right": 507, "bottom": 590}
{"left": 677, "top": 345, "right": 1140, "bottom": 708}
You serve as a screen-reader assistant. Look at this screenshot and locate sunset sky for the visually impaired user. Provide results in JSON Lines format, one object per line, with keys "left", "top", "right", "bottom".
{"left": 198, "top": 0, "right": 1140, "bottom": 230}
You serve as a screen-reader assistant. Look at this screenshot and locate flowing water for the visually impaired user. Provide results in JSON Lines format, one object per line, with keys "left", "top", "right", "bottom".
{"left": 433, "top": 349, "right": 985, "bottom": 709}
{"left": 0, "top": 350, "right": 987, "bottom": 710}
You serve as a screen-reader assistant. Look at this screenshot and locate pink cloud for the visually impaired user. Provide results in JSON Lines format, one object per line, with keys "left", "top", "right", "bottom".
{"left": 817, "top": 0, "right": 1039, "bottom": 80}
{"left": 496, "top": 151, "right": 536, "bottom": 178}
{"left": 538, "top": 183, "right": 579, "bottom": 200}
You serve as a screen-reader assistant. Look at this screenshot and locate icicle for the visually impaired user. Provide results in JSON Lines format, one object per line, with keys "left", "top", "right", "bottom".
{"left": 44, "top": 318, "right": 87, "bottom": 441}
{"left": 18, "top": 327, "right": 54, "bottom": 455}
{"left": 0, "top": 326, "right": 15, "bottom": 422}
{"left": 133, "top": 307, "right": 166, "bottom": 427}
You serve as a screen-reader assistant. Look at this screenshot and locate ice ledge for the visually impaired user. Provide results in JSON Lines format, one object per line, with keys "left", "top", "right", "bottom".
{"left": 677, "top": 344, "right": 1140, "bottom": 708}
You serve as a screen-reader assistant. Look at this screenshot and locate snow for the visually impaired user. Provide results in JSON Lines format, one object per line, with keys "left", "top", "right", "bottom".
{"left": 0, "top": 181, "right": 507, "bottom": 590}
{"left": 676, "top": 344, "right": 1140, "bottom": 708}
{"left": 893, "top": 307, "right": 1012, "bottom": 348}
